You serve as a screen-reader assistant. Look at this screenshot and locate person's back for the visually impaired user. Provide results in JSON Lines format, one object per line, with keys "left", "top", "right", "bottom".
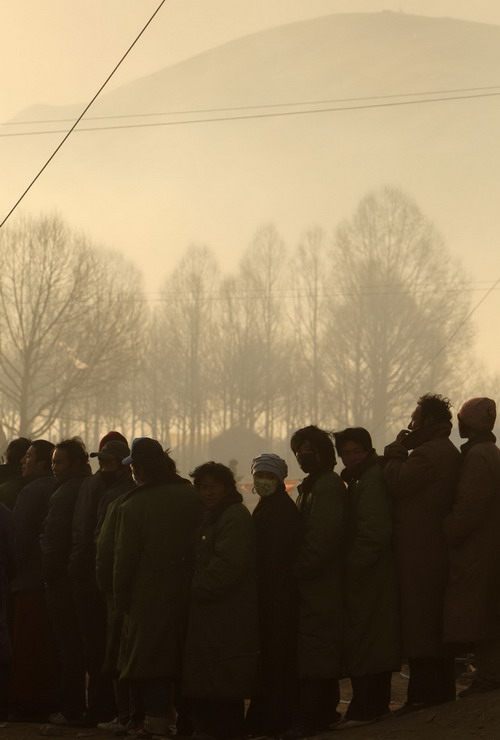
{"left": 443, "top": 397, "right": 500, "bottom": 695}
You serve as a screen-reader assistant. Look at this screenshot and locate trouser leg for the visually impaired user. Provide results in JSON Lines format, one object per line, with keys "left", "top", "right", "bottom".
{"left": 347, "top": 671, "right": 392, "bottom": 721}
{"left": 408, "top": 654, "right": 456, "bottom": 705}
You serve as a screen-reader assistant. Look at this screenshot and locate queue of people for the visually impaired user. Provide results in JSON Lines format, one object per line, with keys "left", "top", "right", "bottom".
{"left": 0, "top": 393, "right": 498, "bottom": 739}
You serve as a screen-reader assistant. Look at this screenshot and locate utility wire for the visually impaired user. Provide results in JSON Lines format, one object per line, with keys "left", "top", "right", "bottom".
{"left": 1, "top": 89, "right": 500, "bottom": 140}
{"left": 5, "top": 83, "right": 500, "bottom": 127}
{"left": 0, "top": 0, "right": 167, "bottom": 229}
{"left": 372, "top": 275, "right": 500, "bottom": 432}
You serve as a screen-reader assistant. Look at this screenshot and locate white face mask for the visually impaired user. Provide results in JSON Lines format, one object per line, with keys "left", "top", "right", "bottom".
{"left": 254, "top": 478, "right": 278, "bottom": 497}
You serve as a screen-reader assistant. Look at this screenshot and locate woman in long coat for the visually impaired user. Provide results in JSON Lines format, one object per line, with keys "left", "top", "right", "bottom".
{"left": 245, "top": 453, "right": 300, "bottom": 736}
{"left": 113, "top": 438, "right": 200, "bottom": 737}
{"left": 334, "top": 428, "right": 400, "bottom": 728}
{"left": 182, "top": 462, "right": 258, "bottom": 740}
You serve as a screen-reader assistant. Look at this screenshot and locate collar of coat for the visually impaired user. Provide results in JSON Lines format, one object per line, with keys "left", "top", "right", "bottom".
{"left": 341, "top": 452, "right": 380, "bottom": 485}
{"left": 401, "top": 420, "right": 453, "bottom": 450}
{"left": 460, "top": 430, "right": 497, "bottom": 458}
{"left": 298, "top": 466, "right": 332, "bottom": 494}
{"left": 204, "top": 489, "right": 243, "bottom": 523}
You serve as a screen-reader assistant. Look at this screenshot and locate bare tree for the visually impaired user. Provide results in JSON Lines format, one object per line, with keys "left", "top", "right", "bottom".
{"left": 0, "top": 214, "right": 144, "bottom": 436}
{"left": 324, "top": 187, "right": 473, "bottom": 446}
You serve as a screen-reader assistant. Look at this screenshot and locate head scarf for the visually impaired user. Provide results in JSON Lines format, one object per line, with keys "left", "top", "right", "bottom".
{"left": 458, "top": 397, "right": 496, "bottom": 432}
{"left": 251, "top": 453, "right": 288, "bottom": 482}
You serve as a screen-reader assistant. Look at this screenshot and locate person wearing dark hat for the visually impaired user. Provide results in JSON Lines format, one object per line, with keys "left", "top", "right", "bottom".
{"left": 246, "top": 453, "right": 300, "bottom": 737}
{"left": 70, "top": 435, "right": 132, "bottom": 727}
{"left": 443, "top": 397, "right": 500, "bottom": 696}
{"left": 333, "top": 428, "right": 399, "bottom": 729}
{"left": 283, "top": 426, "right": 348, "bottom": 739}
{"left": 113, "top": 438, "right": 200, "bottom": 738}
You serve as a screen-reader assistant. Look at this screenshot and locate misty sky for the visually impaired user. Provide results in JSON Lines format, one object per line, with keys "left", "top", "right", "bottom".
{"left": 1, "top": 1, "right": 499, "bottom": 376}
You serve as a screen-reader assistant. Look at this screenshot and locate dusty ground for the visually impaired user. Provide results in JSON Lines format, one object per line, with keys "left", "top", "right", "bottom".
{"left": 1, "top": 672, "right": 497, "bottom": 740}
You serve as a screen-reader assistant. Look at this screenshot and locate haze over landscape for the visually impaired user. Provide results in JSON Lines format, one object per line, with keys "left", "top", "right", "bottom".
{"left": 0, "top": 1, "right": 499, "bottom": 453}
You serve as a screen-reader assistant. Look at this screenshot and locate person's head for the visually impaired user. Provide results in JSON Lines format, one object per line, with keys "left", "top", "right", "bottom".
{"left": 52, "top": 438, "right": 88, "bottom": 480}
{"left": 122, "top": 437, "right": 176, "bottom": 486}
{"left": 5, "top": 437, "right": 32, "bottom": 466}
{"left": 190, "top": 461, "right": 238, "bottom": 509}
{"left": 408, "top": 393, "right": 452, "bottom": 431}
{"left": 251, "top": 453, "right": 288, "bottom": 497}
{"left": 90, "top": 440, "right": 130, "bottom": 486}
{"left": 22, "top": 440, "right": 55, "bottom": 478}
{"left": 290, "top": 425, "right": 336, "bottom": 473}
{"left": 457, "top": 397, "right": 496, "bottom": 439}
{"left": 98, "top": 430, "right": 128, "bottom": 450}
{"left": 334, "top": 427, "right": 374, "bottom": 469}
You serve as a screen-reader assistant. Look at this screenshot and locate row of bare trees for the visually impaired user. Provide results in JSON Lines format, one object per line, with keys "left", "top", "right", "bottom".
{"left": 0, "top": 188, "right": 491, "bottom": 469}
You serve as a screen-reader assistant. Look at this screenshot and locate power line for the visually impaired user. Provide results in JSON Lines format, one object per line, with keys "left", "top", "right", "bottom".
{"left": 0, "top": 0, "right": 167, "bottom": 229}
{"left": 1, "top": 89, "right": 500, "bottom": 140}
{"left": 5, "top": 83, "right": 500, "bottom": 127}
{"left": 372, "top": 275, "right": 500, "bottom": 432}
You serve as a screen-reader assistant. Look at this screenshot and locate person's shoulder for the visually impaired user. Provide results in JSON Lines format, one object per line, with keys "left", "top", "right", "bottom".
{"left": 315, "top": 470, "right": 344, "bottom": 492}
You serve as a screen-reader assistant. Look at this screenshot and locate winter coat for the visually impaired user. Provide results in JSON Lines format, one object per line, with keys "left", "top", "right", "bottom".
{"left": 384, "top": 422, "right": 460, "bottom": 658}
{"left": 95, "top": 490, "right": 132, "bottom": 675}
{"left": 341, "top": 455, "right": 400, "bottom": 677}
{"left": 0, "top": 476, "right": 26, "bottom": 511}
{"left": 294, "top": 469, "right": 348, "bottom": 679}
{"left": 41, "top": 465, "right": 91, "bottom": 587}
{"left": 114, "top": 478, "right": 201, "bottom": 681}
{"left": 68, "top": 472, "right": 104, "bottom": 581}
{"left": 443, "top": 434, "right": 500, "bottom": 644}
{"left": 95, "top": 474, "right": 135, "bottom": 541}
{"left": 0, "top": 503, "right": 16, "bottom": 662}
{"left": 182, "top": 492, "right": 259, "bottom": 699}
{"left": 246, "top": 488, "right": 300, "bottom": 733}
{"left": 11, "top": 473, "right": 57, "bottom": 592}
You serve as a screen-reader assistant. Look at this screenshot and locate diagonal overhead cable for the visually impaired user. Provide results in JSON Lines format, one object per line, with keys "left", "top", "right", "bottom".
{"left": 0, "top": 0, "right": 167, "bottom": 229}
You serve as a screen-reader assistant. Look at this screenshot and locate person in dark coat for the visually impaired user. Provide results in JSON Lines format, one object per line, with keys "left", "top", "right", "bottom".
{"left": 384, "top": 393, "right": 460, "bottom": 711}
{"left": 0, "top": 502, "right": 16, "bottom": 720}
{"left": 0, "top": 438, "right": 32, "bottom": 510}
{"left": 246, "top": 453, "right": 300, "bottom": 737}
{"left": 283, "top": 426, "right": 348, "bottom": 739}
{"left": 42, "top": 438, "right": 91, "bottom": 726}
{"left": 9, "top": 440, "right": 58, "bottom": 721}
{"left": 334, "top": 428, "right": 400, "bottom": 729}
{"left": 114, "top": 438, "right": 200, "bottom": 738}
{"left": 182, "top": 462, "right": 259, "bottom": 740}
{"left": 443, "top": 397, "right": 500, "bottom": 696}
{"left": 69, "top": 434, "right": 130, "bottom": 726}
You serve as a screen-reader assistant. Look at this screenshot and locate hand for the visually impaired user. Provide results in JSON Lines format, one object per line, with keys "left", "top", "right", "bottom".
{"left": 396, "top": 429, "right": 411, "bottom": 444}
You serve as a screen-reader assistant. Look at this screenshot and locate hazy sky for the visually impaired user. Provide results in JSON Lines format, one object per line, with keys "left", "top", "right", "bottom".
{"left": 1, "top": 1, "right": 499, "bottom": 377}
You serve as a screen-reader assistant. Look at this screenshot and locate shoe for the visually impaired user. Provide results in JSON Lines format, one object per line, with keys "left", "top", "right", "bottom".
{"left": 458, "top": 681, "right": 500, "bottom": 698}
{"left": 48, "top": 711, "right": 85, "bottom": 726}
{"left": 98, "top": 717, "right": 131, "bottom": 735}
{"left": 332, "top": 718, "right": 375, "bottom": 730}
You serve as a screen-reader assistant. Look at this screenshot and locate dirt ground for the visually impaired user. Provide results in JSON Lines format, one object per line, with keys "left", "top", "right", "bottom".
{"left": 1, "top": 672, "right": 498, "bottom": 740}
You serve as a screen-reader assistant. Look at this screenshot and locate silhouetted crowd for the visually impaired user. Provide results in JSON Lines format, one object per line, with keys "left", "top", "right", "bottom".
{"left": 0, "top": 393, "right": 499, "bottom": 738}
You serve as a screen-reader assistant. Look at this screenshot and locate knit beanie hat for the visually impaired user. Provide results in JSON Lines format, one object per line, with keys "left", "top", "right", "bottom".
{"left": 251, "top": 453, "right": 288, "bottom": 481}
{"left": 99, "top": 431, "right": 128, "bottom": 450}
{"left": 458, "top": 397, "right": 496, "bottom": 432}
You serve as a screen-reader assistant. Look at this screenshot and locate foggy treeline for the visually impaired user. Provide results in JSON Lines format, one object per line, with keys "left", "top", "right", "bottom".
{"left": 0, "top": 186, "right": 495, "bottom": 471}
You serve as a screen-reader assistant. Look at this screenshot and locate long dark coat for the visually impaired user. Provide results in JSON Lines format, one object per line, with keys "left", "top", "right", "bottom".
{"left": 246, "top": 488, "right": 300, "bottom": 733}
{"left": 113, "top": 479, "right": 200, "bottom": 681}
{"left": 443, "top": 434, "right": 500, "bottom": 644}
{"left": 0, "top": 503, "right": 16, "bottom": 662}
{"left": 294, "top": 470, "right": 348, "bottom": 679}
{"left": 341, "top": 456, "right": 400, "bottom": 676}
{"left": 182, "top": 493, "right": 259, "bottom": 700}
{"left": 384, "top": 423, "right": 460, "bottom": 658}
